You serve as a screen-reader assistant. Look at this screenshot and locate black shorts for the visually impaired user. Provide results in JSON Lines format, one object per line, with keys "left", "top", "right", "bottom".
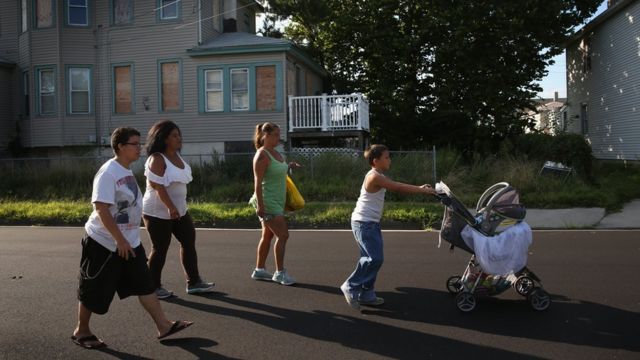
{"left": 77, "top": 235, "right": 155, "bottom": 315}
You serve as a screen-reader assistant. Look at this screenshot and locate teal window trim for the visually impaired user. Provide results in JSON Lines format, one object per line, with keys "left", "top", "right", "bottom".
{"left": 34, "top": 64, "right": 57, "bottom": 117}
{"left": 197, "top": 61, "right": 283, "bottom": 115}
{"left": 111, "top": 62, "right": 136, "bottom": 115}
{"left": 156, "top": 0, "right": 182, "bottom": 22}
{"left": 65, "top": 64, "right": 93, "bottom": 116}
{"left": 64, "top": 0, "right": 90, "bottom": 27}
{"left": 32, "top": 0, "right": 56, "bottom": 30}
{"left": 230, "top": 67, "right": 250, "bottom": 112}
{"left": 157, "top": 58, "right": 183, "bottom": 113}
{"left": 109, "top": 0, "right": 134, "bottom": 26}
{"left": 201, "top": 68, "right": 224, "bottom": 113}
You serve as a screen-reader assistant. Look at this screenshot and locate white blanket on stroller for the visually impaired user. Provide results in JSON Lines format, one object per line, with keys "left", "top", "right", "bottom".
{"left": 460, "top": 221, "right": 532, "bottom": 276}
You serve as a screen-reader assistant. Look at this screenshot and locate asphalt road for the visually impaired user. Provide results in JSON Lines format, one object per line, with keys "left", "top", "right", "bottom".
{"left": 1, "top": 227, "right": 638, "bottom": 360}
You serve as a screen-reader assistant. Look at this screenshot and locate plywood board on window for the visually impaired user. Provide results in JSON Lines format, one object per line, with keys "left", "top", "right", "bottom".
{"left": 256, "top": 66, "right": 276, "bottom": 111}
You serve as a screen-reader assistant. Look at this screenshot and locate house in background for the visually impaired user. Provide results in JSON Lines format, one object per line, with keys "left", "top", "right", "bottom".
{"left": 532, "top": 91, "right": 567, "bottom": 134}
{"left": 0, "top": 0, "right": 369, "bottom": 158}
{"left": 565, "top": 0, "right": 640, "bottom": 161}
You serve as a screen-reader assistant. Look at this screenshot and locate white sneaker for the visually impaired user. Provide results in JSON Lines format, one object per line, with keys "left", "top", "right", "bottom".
{"left": 155, "top": 287, "right": 174, "bottom": 300}
{"left": 340, "top": 283, "right": 361, "bottom": 310}
{"left": 272, "top": 269, "right": 296, "bottom": 285}
{"left": 251, "top": 268, "right": 274, "bottom": 281}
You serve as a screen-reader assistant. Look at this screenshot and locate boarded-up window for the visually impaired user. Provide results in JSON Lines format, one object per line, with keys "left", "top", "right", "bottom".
{"left": 256, "top": 66, "right": 276, "bottom": 111}
{"left": 205, "top": 69, "right": 223, "bottom": 112}
{"left": 36, "top": 0, "right": 53, "bottom": 28}
{"left": 161, "top": 62, "right": 180, "bottom": 111}
{"left": 231, "top": 68, "right": 249, "bottom": 111}
{"left": 113, "top": 0, "right": 132, "bottom": 25}
{"left": 114, "top": 65, "right": 132, "bottom": 114}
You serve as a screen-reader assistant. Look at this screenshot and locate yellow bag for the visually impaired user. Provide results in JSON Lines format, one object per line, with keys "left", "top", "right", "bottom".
{"left": 285, "top": 176, "right": 305, "bottom": 211}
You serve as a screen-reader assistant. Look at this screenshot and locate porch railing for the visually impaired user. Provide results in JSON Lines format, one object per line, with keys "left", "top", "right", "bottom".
{"left": 288, "top": 94, "right": 370, "bottom": 132}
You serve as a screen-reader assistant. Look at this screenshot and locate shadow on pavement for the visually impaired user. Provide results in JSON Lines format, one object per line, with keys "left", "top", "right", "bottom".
{"left": 364, "top": 286, "right": 640, "bottom": 353}
{"left": 169, "top": 292, "right": 543, "bottom": 359}
{"left": 160, "top": 337, "right": 241, "bottom": 360}
{"left": 97, "top": 347, "right": 154, "bottom": 360}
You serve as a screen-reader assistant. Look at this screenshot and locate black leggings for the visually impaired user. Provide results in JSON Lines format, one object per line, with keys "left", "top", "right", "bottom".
{"left": 143, "top": 212, "right": 201, "bottom": 287}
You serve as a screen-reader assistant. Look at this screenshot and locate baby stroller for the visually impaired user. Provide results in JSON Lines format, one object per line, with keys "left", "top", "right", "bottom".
{"left": 435, "top": 181, "right": 551, "bottom": 312}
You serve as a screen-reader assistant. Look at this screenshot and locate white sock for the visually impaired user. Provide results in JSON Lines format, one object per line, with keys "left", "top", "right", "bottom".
{"left": 255, "top": 267, "right": 266, "bottom": 271}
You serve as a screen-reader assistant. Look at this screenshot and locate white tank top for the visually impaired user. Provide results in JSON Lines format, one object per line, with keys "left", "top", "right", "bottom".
{"left": 351, "top": 169, "right": 387, "bottom": 223}
{"left": 142, "top": 153, "right": 193, "bottom": 219}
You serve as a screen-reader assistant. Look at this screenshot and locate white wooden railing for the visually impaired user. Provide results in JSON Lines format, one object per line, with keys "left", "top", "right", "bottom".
{"left": 288, "top": 94, "right": 370, "bottom": 132}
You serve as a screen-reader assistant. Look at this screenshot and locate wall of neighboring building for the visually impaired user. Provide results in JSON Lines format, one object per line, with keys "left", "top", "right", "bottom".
{"left": 0, "top": 1, "right": 20, "bottom": 152}
{"left": 566, "top": 1, "right": 640, "bottom": 160}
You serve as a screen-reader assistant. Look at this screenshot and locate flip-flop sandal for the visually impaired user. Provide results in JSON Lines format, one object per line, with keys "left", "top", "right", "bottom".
{"left": 157, "top": 320, "right": 193, "bottom": 340}
{"left": 71, "top": 335, "right": 107, "bottom": 349}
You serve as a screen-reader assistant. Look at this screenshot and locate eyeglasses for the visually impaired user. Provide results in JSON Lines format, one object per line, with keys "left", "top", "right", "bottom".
{"left": 124, "top": 143, "right": 142, "bottom": 148}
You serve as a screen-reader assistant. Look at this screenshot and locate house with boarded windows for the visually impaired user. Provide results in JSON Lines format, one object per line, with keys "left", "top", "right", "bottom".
{"left": 0, "top": 0, "right": 370, "bottom": 158}
{"left": 565, "top": 0, "right": 640, "bottom": 161}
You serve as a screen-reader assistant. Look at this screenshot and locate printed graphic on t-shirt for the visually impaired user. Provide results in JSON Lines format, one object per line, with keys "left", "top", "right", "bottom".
{"left": 114, "top": 175, "right": 139, "bottom": 228}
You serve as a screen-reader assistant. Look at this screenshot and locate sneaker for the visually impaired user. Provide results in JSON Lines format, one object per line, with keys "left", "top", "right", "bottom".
{"left": 340, "top": 282, "right": 361, "bottom": 310}
{"left": 155, "top": 287, "right": 174, "bottom": 300}
{"left": 272, "top": 269, "right": 296, "bottom": 285}
{"left": 358, "top": 297, "right": 385, "bottom": 306}
{"left": 186, "top": 279, "right": 215, "bottom": 294}
{"left": 251, "top": 268, "right": 274, "bottom": 281}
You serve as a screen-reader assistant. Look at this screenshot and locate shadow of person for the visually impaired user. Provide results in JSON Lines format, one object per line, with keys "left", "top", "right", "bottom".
{"left": 97, "top": 347, "right": 154, "bottom": 360}
{"left": 160, "top": 337, "right": 240, "bottom": 360}
{"left": 169, "top": 293, "right": 543, "bottom": 359}
{"left": 363, "top": 286, "right": 640, "bottom": 353}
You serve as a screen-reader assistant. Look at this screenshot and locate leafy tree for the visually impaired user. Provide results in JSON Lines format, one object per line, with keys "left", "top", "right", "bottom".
{"left": 265, "top": 0, "right": 601, "bottom": 152}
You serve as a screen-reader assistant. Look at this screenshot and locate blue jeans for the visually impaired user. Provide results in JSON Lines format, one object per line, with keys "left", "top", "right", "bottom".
{"left": 344, "top": 220, "right": 384, "bottom": 299}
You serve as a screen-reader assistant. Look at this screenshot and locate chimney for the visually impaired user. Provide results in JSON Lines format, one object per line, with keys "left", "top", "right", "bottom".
{"left": 223, "top": 18, "right": 237, "bottom": 33}
{"left": 554, "top": 91, "right": 559, "bottom": 102}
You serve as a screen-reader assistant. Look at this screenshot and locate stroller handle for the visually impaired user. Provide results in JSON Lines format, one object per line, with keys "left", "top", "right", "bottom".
{"left": 475, "top": 182, "right": 510, "bottom": 213}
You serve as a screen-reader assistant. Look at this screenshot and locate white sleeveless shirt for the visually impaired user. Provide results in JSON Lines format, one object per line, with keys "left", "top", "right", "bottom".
{"left": 351, "top": 169, "right": 387, "bottom": 223}
{"left": 142, "top": 153, "right": 193, "bottom": 219}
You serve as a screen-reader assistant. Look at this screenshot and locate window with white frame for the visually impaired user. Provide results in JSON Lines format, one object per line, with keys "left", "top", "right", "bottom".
{"left": 205, "top": 69, "right": 223, "bottom": 112}
{"left": 38, "top": 68, "right": 55, "bottom": 115}
{"left": 113, "top": 0, "right": 133, "bottom": 25}
{"left": 68, "top": 0, "right": 88, "bottom": 26}
{"left": 21, "top": 0, "right": 28, "bottom": 32}
{"left": 160, "top": 0, "right": 179, "bottom": 20}
{"left": 69, "top": 67, "right": 91, "bottom": 114}
{"left": 231, "top": 68, "right": 249, "bottom": 111}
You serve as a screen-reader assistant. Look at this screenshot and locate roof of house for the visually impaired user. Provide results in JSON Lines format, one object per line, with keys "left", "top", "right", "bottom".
{"left": 0, "top": 57, "right": 16, "bottom": 67}
{"left": 187, "top": 32, "right": 328, "bottom": 76}
{"left": 567, "top": 0, "right": 637, "bottom": 45}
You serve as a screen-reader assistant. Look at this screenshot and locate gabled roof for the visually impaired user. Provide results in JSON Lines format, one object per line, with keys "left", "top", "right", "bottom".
{"left": 187, "top": 32, "right": 327, "bottom": 76}
{"left": 567, "top": 0, "right": 637, "bottom": 45}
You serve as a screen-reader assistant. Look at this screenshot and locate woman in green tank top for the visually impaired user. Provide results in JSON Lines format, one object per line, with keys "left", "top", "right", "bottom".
{"left": 250, "top": 122, "right": 300, "bottom": 286}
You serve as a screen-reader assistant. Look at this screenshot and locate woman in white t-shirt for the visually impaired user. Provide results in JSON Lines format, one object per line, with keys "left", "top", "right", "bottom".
{"left": 73, "top": 127, "right": 192, "bottom": 349}
{"left": 142, "top": 120, "right": 213, "bottom": 299}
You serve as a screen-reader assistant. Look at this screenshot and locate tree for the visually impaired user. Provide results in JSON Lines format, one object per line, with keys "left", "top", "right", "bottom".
{"left": 265, "top": 0, "right": 601, "bottom": 152}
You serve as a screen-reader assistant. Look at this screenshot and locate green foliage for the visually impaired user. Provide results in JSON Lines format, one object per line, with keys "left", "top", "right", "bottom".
{"left": 265, "top": 0, "right": 601, "bottom": 151}
{"left": 512, "top": 133, "right": 594, "bottom": 177}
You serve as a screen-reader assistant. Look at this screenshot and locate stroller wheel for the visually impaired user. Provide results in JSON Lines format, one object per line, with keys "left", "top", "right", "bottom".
{"left": 446, "top": 276, "right": 463, "bottom": 294}
{"left": 515, "top": 276, "right": 535, "bottom": 296}
{"left": 455, "top": 291, "right": 476, "bottom": 312}
{"left": 527, "top": 287, "right": 551, "bottom": 311}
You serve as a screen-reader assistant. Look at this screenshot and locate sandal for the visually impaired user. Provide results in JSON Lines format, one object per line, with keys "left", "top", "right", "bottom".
{"left": 157, "top": 320, "right": 194, "bottom": 340}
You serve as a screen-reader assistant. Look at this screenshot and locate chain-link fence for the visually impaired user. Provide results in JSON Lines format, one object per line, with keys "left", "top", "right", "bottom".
{"left": 0, "top": 149, "right": 437, "bottom": 202}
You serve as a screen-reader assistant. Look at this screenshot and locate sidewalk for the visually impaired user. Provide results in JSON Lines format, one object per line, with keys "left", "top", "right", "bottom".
{"left": 525, "top": 200, "right": 640, "bottom": 229}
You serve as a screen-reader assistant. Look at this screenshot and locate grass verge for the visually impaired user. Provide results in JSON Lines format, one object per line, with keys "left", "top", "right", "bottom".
{"left": 0, "top": 201, "right": 443, "bottom": 229}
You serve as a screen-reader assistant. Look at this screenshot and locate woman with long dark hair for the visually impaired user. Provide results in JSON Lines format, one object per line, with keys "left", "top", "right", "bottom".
{"left": 142, "top": 120, "right": 213, "bottom": 299}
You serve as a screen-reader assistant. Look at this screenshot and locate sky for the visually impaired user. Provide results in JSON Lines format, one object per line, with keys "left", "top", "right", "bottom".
{"left": 536, "top": 1, "right": 608, "bottom": 99}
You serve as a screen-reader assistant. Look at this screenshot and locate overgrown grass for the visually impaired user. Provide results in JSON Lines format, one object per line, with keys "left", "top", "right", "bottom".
{"left": 0, "top": 200, "right": 442, "bottom": 229}
{"left": 1, "top": 150, "right": 640, "bottom": 228}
